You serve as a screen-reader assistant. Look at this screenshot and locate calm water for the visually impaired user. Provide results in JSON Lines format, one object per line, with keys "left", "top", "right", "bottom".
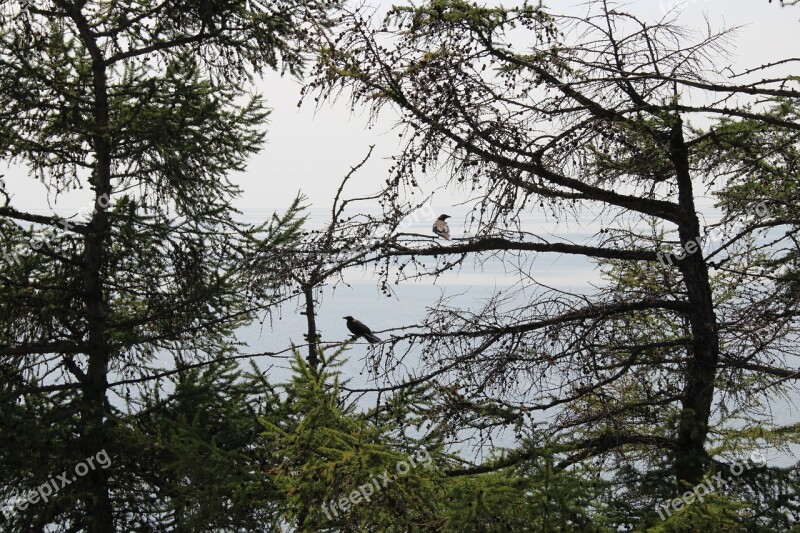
{"left": 235, "top": 206, "right": 598, "bottom": 379}
{"left": 231, "top": 207, "right": 799, "bottom": 467}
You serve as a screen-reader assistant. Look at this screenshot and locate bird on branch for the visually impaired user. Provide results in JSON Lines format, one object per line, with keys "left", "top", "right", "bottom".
{"left": 433, "top": 214, "right": 451, "bottom": 240}
{"left": 343, "top": 316, "right": 381, "bottom": 344}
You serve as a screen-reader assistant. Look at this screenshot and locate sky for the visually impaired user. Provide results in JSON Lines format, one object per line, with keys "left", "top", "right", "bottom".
{"left": 3, "top": 0, "right": 798, "bottom": 465}
{"left": 1, "top": 0, "right": 798, "bottom": 217}
{"left": 233, "top": 0, "right": 800, "bottom": 211}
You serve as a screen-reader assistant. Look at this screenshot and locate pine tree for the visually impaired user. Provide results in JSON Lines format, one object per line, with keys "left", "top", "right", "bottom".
{"left": 0, "top": 1, "right": 338, "bottom": 529}
{"left": 260, "top": 347, "right": 445, "bottom": 532}
{"left": 307, "top": 0, "right": 800, "bottom": 498}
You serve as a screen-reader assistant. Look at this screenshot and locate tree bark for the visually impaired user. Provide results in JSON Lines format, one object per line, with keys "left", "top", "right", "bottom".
{"left": 303, "top": 284, "right": 320, "bottom": 369}
{"left": 670, "top": 115, "right": 720, "bottom": 486}
{"left": 72, "top": 7, "right": 114, "bottom": 531}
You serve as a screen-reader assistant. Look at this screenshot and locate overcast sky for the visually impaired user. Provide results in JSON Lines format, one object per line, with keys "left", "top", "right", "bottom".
{"left": 2, "top": 0, "right": 797, "bottom": 215}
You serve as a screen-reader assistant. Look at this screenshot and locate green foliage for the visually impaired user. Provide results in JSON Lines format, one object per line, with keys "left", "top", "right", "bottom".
{"left": 1, "top": 0, "right": 798, "bottom": 530}
{"left": 0, "top": 0, "right": 338, "bottom": 529}
{"left": 698, "top": 100, "right": 800, "bottom": 307}
{"left": 387, "top": 0, "right": 552, "bottom": 38}
{"left": 255, "top": 346, "right": 616, "bottom": 532}
{"left": 645, "top": 491, "right": 746, "bottom": 533}
{"left": 118, "top": 361, "right": 282, "bottom": 530}
{"left": 260, "top": 348, "right": 444, "bottom": 531}
{"left": 441, "top": 457, "right": 610, "bottom": 532}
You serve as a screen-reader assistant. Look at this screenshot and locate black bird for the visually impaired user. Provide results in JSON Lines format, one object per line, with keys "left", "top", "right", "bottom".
{"left": 343, "top": 316, "right": 381, "bottom": 344}
{"left": 433, "top": 214, "right": 451, "bottom": 240}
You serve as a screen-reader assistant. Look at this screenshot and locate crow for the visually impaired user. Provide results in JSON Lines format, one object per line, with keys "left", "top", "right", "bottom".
{"left": 343, "top": 316, "right": 381, "bottom": 344}
{"left": 433, "top": 214, "right": 451, "bottom": 240}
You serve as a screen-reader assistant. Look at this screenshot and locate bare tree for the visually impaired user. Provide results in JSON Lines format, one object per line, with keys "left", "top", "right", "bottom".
{"left": 268, "top": 145, "right": 444, "bottom": 370}
{"left": 308, "top": 0, "right": 800, "bottom": 492}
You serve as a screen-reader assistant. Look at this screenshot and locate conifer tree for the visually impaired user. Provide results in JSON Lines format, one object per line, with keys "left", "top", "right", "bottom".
{"left": 0, "top": 0, "right": 338, "bottom": 529}
{"left": 308, "top": 0, "right": 800, "bottom": 492}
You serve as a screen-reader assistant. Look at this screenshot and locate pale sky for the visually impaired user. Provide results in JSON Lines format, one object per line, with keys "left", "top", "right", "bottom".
{"left": 1, "top": 0, "right": 797, "bottom": 214}
{"left": 232, "top": 0, "right": 798, "bottom": 211}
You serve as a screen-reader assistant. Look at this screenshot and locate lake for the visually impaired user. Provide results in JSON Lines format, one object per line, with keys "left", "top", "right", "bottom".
{"left": 232, "top": 207, "right": 799, "bottom": 467}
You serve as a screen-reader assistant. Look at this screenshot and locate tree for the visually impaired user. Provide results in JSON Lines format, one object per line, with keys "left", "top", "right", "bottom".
{"left": 259, "top": 346, "right": 612, "bottom": 532}
{"left": 0, "top": 0, "right": 338, "bottom": 529}
{"left": 118, "top": 361, "right": 284, "bottom": 530}
{"left": 259, "top": 348, "right": 445, "bottom": 531}
{"left": 269, "top": 145, "right": 408, "bottom": 369}
{"left": 309, "top": 0, "right": 800, "bottom": 508}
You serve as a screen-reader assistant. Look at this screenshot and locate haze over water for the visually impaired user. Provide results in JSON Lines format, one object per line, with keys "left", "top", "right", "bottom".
{"left": 235, "top": 207, "right": 800, "bottom": 468}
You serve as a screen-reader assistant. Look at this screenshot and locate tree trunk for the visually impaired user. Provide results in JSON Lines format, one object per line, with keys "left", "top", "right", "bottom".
{"left": 303, "top": 284, "right": 320, "bottom": 369}
{"left": 670, "top": 115, "right": 720, "bottom": 486}
{"left": 74, "top": 8, "right": 114, "bottom": 531}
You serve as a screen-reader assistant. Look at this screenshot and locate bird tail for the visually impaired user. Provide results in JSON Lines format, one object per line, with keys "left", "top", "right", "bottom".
{"left": 364, "top": 333, "right": 381, "bottom": 344}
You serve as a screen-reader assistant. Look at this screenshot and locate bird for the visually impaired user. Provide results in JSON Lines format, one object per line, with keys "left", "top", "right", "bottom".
{"left": 432, "top": 214, "right": 451, "bottom": 240}
{"left": 343, "top": 316, "right": 381, "bottom": 344}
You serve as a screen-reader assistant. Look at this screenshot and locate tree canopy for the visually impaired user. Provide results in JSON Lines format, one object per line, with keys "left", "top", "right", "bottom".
{"left": 1, "top": 0, "right": 799, "bottom": 531}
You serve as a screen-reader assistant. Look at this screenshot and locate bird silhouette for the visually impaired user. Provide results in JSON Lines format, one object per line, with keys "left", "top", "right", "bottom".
{"left": 433, "top": 214, "right": 451, "bottom": 240}
{"left": 343, "top": 316, "right": 381, "bottom": 344}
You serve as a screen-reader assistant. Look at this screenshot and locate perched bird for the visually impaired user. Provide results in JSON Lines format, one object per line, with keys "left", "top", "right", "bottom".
{"left": 343, "top": 316, "right": 381, "bottom": 344}
{"left": 433, "top": 214, "right": 451, "bottom": 240}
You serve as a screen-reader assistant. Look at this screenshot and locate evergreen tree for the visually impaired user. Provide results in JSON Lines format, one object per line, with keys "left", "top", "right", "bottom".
{"left": 0, "top": 0, "right": 338, "bottom": 529}
{"left": 258, "top": 346, "right": 614, "bottom": 532}
{"left": 304, "top": 0, "right": 800, "bottom": 528}
{"left": 260, "top": 348, "right": 445, "bottom": 532}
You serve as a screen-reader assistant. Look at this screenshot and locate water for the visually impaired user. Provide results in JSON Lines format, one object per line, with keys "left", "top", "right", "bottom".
{"left": 231, "top": 207, "right": 799, "bottom": 467}
{"left": 234, "top": 205, "right": 598, "bottom": 374}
